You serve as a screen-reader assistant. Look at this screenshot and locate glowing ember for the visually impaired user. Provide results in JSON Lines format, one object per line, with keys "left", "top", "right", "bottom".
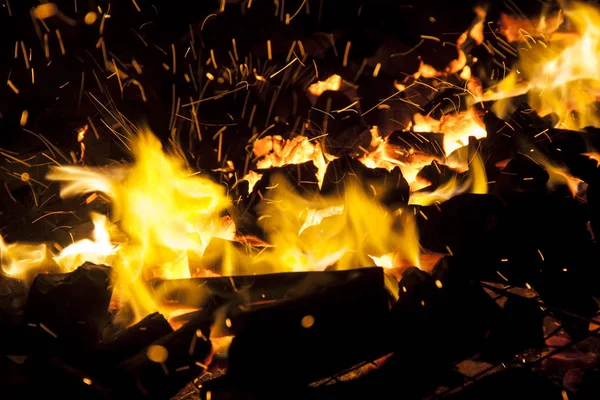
{"left": 308, "top": 74, "right": 342, "bottom": 96}
{"left": 411, "top": 108, "right": 487, "bottom": 157}
{"left": 250, "top": 135, "right": 331, "bottom": 187}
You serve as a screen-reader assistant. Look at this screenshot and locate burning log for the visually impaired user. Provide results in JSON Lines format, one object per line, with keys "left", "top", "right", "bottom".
{"left": 312, "top": 90, "right": 372, "bottom": 158}
{"left": 24, "top": 262, "right": 113, "bottom": 350}
{"left": 393, "top": 262, "right": 501, "bottom": 363}
{"left": 76, "top": 312, "right": 174, "bottom": 381}
{"left": 112, "top": 315, "right": 213, "bottom": 399}
{"left": 320, "top": 154, "right": 409, "bottom": 207}
{"left": 152, "top": 266, "right": 389, "bottom": 309}
{"left": 206, "top": 267, "right": 392, "bottom": 391}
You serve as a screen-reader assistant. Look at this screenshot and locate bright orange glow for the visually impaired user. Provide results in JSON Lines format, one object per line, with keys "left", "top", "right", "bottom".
{"left": 251, "top": 135, "right": 332, "bottom": 187}
{"left": 358, "top": 127, "right": 437, "bottom": 191}
{"left": 499, "top": 9, "right": 564, "bottom": 43}
{"left": 308, "top": 74, "right": 342, "bottom": 96}
{"left": 488, "top": 2, "right": 600, "bottom": 130}
{"left": 411, "top": 108, "right": 487, "bottom": 156}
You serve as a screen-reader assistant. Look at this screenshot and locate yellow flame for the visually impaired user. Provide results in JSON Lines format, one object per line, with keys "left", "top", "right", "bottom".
{"left": 408, "top": 153, "right": 488, "bottom": 206}
{"left": 254, "top": 175, "right": 421, "bottom": 273}
{"left": 0, "top": 236, "right": 50, "bottom": 277}
{"left": 528, "top": 151, "right": 582, "bottom": 196}
{"left": 46, "top": 130, "right": 233, "bottom": 320}
{"left": 489, "top": 2, "right": 600, "bottom": 129}
{"left": 53, "top": 213, "right": 119, "bottom": 272}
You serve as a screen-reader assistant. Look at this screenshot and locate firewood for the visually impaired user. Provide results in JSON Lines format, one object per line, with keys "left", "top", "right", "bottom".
{"left": 111, "top": 314, "right": 213, "bottom": 399}
{"left": 24, "top": 262, "right": 113, "bottom": 350}
{"left": 213, "top": 267, "right": 392, "bottom": 388}
{"left": 151, "top": 266, "right": 389, "bottom": 309}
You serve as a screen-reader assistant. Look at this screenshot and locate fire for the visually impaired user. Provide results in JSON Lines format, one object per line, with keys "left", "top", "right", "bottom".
{"left": 498, "top": 9, "right": 564, "bottom": 43}
{"left": 53, "top": 213, "right": 119, "bottom": 272}
{"left": 488, "top": 2, "right": 600, "bottom": 129}
{"left": 358, "top": 127, "right": 437, "bottom": 190}
{"left": 308, "top": 74, "right": 342, "bottom": 96}
{"left": 528, "top": 151, "right": 583, "bottom": 197}
{"left": 45, "top": 131, "right": 233, "bottom": 320}
{"left": 249, "top": 134, "right": 332, "bottom": 188}
{"left": 0, "top": 237, "right": 50, "bottom": 277}
{"left": 255, "top": 175, "right": 422, "bottom": 272}
{"left": 408, "top": 153, "right": 488, "bottom": 206}
{"left": 411, "top": 109, "right": 487, "bottom": 157}
{"left": 415, "top": 6, "right": 486, "bottom": 79}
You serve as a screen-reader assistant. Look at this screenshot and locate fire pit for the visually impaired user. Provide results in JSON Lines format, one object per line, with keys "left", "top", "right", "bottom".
{"left": 2, "top": 0, "right": 600, "bottom": 399}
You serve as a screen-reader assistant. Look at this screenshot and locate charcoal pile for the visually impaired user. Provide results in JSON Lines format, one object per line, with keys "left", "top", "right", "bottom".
{"left": 2, "top": 0, "right": 600, "bottom": 399}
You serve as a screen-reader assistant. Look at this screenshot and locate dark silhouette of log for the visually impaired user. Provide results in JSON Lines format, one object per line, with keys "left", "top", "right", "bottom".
{"left": 24, "top": 262, "right": 113, "bottom": 350}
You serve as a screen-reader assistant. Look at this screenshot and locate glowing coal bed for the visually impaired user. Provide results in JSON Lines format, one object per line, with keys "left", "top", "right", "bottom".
{"left": 2, "top": 1, "right": 600, "bottom": 399}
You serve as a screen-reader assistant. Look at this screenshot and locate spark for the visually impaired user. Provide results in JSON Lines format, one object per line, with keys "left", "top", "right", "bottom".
{"left": 56, "top": 29, "right": 65, "bottom": 55}
{"left": 269, "top": 57, "right": 298, "bottom": 79}
{"left": 112, "top": 59, "right": 123, "bottom": 96}
{"left": 7, "top": 80, "right": 19, "bottom": 94}
{"left": 362, "top": 88, "right": 407, "bottom": 116}
{"left": 1, "top": 152, "right": 31, "bottom": 167}
{"left": 20, "top": 111, "right": 28, "bottom": 127}
{"left": 131, "top": 0, "right": 141, "bottom": 12}
{"left": 20, "top": 41, "right": 30, "bottom": 69}
{"left": 343, "top": 41, "right": 351, "bottom": 67}
{"left": 39, "top": 323, "right": 58, "bottom": 338}
{"left": 37, "top": 194, "right": 56, "bottom": 210}
{"left": 171, "top": 44, "right": 176, "bottom": 74}
{"left": 210, "top": 49, "right": 217, "bottom": 69}
{"left": 496, "top": 271, "right": 509, "bottom": 281}
{"left": 297, "top": 40, "right": 305, "bottom": 56}
{"left": 267, "top": 40, "right": 273, "bottom": 60}
{"left": 288, "top": 0, "right": 307, "bottom": 22}
{"left": 420, "top": 35, "right": 441, "bottom": 42}
{"left": 248, "top": 104, "right": 257, "bottom": 128}
{"left": 373, "top": 63, "right": 381, "bottom": 77}
{"left": 201, "top": 14, "right": 216, "bottom": 31}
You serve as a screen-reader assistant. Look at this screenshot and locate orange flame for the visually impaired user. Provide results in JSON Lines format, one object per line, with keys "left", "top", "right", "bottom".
{"left": 487, "top": 2, "right": 600, "bottom": 129}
